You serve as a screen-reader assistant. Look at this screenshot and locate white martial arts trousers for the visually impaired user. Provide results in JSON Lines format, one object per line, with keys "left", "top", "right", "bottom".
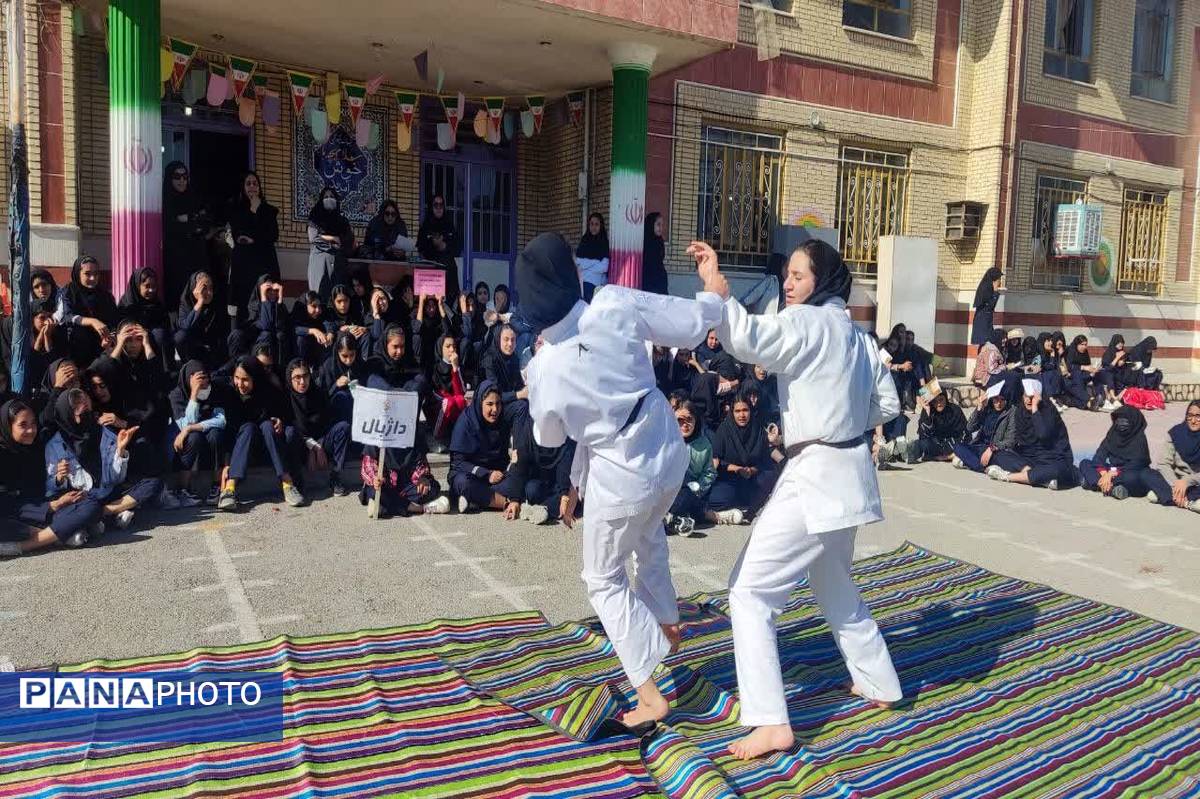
{"left": 581, "top": 490, "right": 680, "bottom": 688}
{"left": 728, "top": 506, "right": 902, "bottom": 726}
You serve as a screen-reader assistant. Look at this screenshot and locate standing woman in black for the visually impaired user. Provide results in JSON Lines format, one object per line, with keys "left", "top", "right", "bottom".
{"left": 641, "top": 212, "right": 670, "bottom": 296}
{"left": 307, "top": 186, "right": 354, "bottom": 302}
{"left": 416, "top": 194, "right": 462, "bottom": 302}
{"left": 162, "top": 161, "right": 212, "bottom": 308}
{"left": 971, "top": 268, "right": 1003, "bottom": 348}
{"left": 226, "top": 171, "right": 280, "bottom": 325}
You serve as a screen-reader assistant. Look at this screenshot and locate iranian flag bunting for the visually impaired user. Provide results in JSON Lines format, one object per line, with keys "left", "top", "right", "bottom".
{"left": 168, "top": 38, "right": 198, "bottom": 90}
{"left": 229, "top": 56, "right": 257, "bottom": 98}
{"left": 485, "top": 97, "right": 505, "bottom": 137}
{"left": 395, "top": 91, "right": 418, "bottom": 130}
{"left": 287, "top": 70, "right": 316, "bottom": 116}
{"left": 526, "top": 95, "right": 545, "bottom": 135}
{"left": 345, "top": 81, "right": 367, "bottom": 129}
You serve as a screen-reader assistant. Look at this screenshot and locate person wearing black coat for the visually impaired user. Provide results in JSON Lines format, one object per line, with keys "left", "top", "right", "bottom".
{"left": 174, "top": 271, "right": 229, "bottom": 370}
{"left": 117, "top": 266, "right": 175, "bottom": 374}
{"left": 903, "top": 392, "right": 967, "bottom": 463}
{"left": 707, "top": 394, "right": 778, "bottom": 522}
{"left": 970, "top": 267, "right": 1002, "bottom": 347}
{"left": 416, "top": 194, "right": 462, "bottom": 302}
{"left": 361, "top": 199, "right": 409, "bottom": 260}
{"left": 2, "top": 269, "right": 66, "bottom": 385}
{"left": 1079, "top": 406, "right": 1157, "bottom": 500}
{"left": 317, "top": 330, "right": 367, "bottom": 423}
{"left": 226, "top": 170, "right": 281, "bottom": 323}
{"left": 162, "top": 161, "right": 214, "bottom": 306}
{"left": 641, "top": 212, "right": 669, "bottom": 296}
{"left": 283, "top": 358, "right": 352, "bottom": 497}
{"left": 291, "top": 291, "right": 334, "bottom": 368}
{"left": 448, "top": 380, "right": 522, "bottom": 514}
{"left": 509, "top": 412, "right": 577, "bottom": 525}
{"left": 478, "top": 324, "right": 529, "bottom": 426}
{"left": 986, "top": 378, "right": 1078, "bottom": 489}
{"left": 167, "top": 360, "right": 228, "bottom": 504}
{"left": 307, "top": 186, "right": 354, "bottom": 302}
{"left": 229, "top": 274, "right": 292, "bottom": 365}
{"left": 55, "top": 255, "right": 118, "bottom": 367}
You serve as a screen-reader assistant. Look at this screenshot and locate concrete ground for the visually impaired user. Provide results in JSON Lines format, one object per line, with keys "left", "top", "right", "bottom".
{"left": 1, "top": 403, "right": 1197, "bottom": 670}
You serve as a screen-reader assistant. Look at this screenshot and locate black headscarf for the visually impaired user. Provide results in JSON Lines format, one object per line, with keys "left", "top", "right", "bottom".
{"left": 224, "top": 356, "right": 278, "bottom": 428}
{"left": 1100, "top": 405, "right": 1150, "bottom": 469}
{"left": 30, "top": 269, "right": 59, "bottom": 316}
{"left": 711, "top": 395, "right": 770, "bottom": 468}
{"left": 973, "top": 267, "right": 1003, "bottom": 309}
{"left": 369, "top": 324, "right": 421, "bottom": 387}
{"left": 449, "top": 380, "right": 509, "bottom": 468}
{"left": 117, "top": 266, "right": 170, "bottom": 330}
{"left": 576, "top": 214, "right": 610, "bottom": 261}
{"left": 245, "top": 273, "right": 281, "bottom": 326}
{"left": 308, "top": 187, "right": 351, "bottom": 237}
{"left": 364, "top": 200, "right": 408, "bottom": 255}
{"left": 986, "top": 328, "right": 1006, "bottom": 350}
{"left": 513, "top": 233, "right": 580, "bottom": 332}
{"left": 641, "top": 212, "right": 669, "bottom": 295}
{"left": 290, "top": 292, "right": 329, "bottom": 330}
{"left": 480, "top": 328, "right": 523, "bottom": 396}
{"left": 1168, "top": 401, "right": 1200, "bottom": 470}
{"left": 797, "top": 239, "right": 852, "bottom": 308}
{"left": 0, "top": 399, "right": 45, "bottom": 498}
{"left": 1128, "top": 336, "right": 1158, "bottom": 368}
{"left": 168, "top": 359, "right": 223, "bottom": 422}
{"left": 53, "top": 389, "right": 102, "bottom": 478}
{"left": 328, "top": 285, "right": 364, "bottom": 328}
{"left": 62, "top": 255, "right": 118, "bottom": 325}
{"left": 431, "top": 334, "right": 460, "bottom": 395}
{"left": 318, "top": 330, "right": 367, "bottom": 390}
{"left": 1066, "top": 335, "right": 1092, "bottom": 367}
{"left": 1021, "top": 336, "right": 1039, "bottom": 365}
{"left": 1101, "top": 335, "right": 1125, "bottom": 369}
{"left": 285, "top": 358, "right": 328, "bottom": 440}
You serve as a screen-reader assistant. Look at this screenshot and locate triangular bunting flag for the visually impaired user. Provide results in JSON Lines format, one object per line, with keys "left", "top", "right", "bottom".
{"left": 207, "top": 62, "right": 229, "bottom": 107}
{"left": 526, "top": 95, "right": 545, "bottom": 135}
{"left": 287, "top": 70, "right": 316, "bottom": 116}
{"left": 485, "top": 97, "right": 505, "bottom": 138}
{"left": 440, "top": 95, "right": 461, "bottom": 148}
{"left": 345, "top": 81, "right": 367, "bottom": 129}
{"left": 229, "top": 56, "right": 257, "bottom": 98}
{"left": 252, "top": 74, "right": 268, "bottom": 106}
{"left": 169, "top": 38, "right": 199, "bottom": 91}
{"left": 567, "top": 91, "right": 586, "bottom": 127}
{"left": 395, "top": 91, "right": 418, "bottom": 131}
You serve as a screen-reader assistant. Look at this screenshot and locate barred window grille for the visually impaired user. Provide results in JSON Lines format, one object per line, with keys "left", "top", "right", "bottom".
{"left": 697, "top": 126, "right": 783, "bottom": 268}
{"left": 1131, "top": 0, "right": 1175, "bottom": 102}
{"left": 1032, "top": 174, "right": 1088, "bottom": 291}
{"left": 1118, "top": 189, "right": 1167, "bottom": 296}
{"left": 1044, "top": 0, "right": 1095, "bottom": 83}
{"left": 836, "top": 147, "right": 910, "bottom": 279}
{"left": 842, "top": 0, "right": 912, "bottom": 38}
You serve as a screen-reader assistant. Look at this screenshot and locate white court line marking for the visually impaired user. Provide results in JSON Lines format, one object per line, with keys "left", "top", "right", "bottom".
{"left": 202, "top": 530, "right": 263, "bottom": 643}
{"left": 410, "top": 532, "right": 467, "bottom": 542}
{"left": 408, "top": 517, "right": 536, "bottom": 610}
{"left": 0, "top": 611, "right": 28, "bottom": 621}
{"left": 670, "top": 557, "right": 726, "bottom": 591}
{"left": 434, "top": 557, "right": 498, "bottom": 568}
{"left": 470, "top": 587, "right": 543, "bottom": 599}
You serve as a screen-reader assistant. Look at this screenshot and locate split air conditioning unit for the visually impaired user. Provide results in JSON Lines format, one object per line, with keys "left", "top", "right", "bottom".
{"left": 1053, "top": 202, "right": 1103, "bottom": 257}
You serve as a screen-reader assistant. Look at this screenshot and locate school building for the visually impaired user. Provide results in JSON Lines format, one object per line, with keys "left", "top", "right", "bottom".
{"left": 3, "top": 0, "right": 1200, "bottom": 376}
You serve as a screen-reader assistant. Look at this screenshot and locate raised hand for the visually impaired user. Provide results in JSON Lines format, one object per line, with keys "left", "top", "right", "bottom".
{"left": 687, "top": 241, "right": 729, "bottom": 299}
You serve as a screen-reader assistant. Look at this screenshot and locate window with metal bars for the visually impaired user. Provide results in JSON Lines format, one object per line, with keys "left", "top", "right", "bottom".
{"left": 696, "top": 126, "right": 783, "bottom": 268}
{"left": 1043, "top": 0, "right": 1095, "bottom": 83}
{"left": 842, "top": 0, "right": 912, "bottom": 38}
{"left": 1031, "top": 174, "right": 1088, "bottom": 291}
{"left": 1131, "top": 0, "right": 1175, "bottom": 102}
{"left": 835, "top": 147, "right": 910, "bottom": 279}
{"left": 1118, "top": 189, "right": 1167, "bottom": 296}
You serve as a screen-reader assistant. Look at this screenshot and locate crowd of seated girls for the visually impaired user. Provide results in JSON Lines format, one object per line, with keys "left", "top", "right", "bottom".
{"left": 652, "top": 328, "right": 785, "bottom": 535}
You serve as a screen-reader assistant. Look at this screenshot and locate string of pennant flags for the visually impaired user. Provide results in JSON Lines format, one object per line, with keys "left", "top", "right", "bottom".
{"left": 164, "top": 37, "right": 587, "bottom": 152}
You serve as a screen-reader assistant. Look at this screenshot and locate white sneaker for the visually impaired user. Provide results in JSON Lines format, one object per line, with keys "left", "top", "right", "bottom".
{"left": 457, "top": 495, "right": 470, "bottom": 514}
{"left": 423, "top": 495, "right": 451, "bottom": 515}
{"left": 1103, "top": 400, "right": 1121, "bottom": 412}
{"left": 65, "top": 531, "right": 89, "bottom": 548}
{"left": 1045, "top": 479, "right": 1059, "bottom": 491}
{"left": 114, "top": 510, "right": 135, "bottom": 529}
{"left": 1187, "top": 499, "right": 1200, "bottom": 513}
{"left": 986, "top": 465, "right": 1010, "bottom": 482}
{"left": 951, "top": 455, "right": 966, "bottom": 470}
{"left": 675, "top": 516, "right": 697, "bottom": 537}
{"left": 521, "top": 504, "right": 550, "bottom": 525}
{"left": 157, "top": 488, "right": 181, "bottom": 510}
{"left": 1146, "top": 490, "right": 1161, "bottom": 504}
{"left": 714, "top": 508, "right": 745, "bottom": 525}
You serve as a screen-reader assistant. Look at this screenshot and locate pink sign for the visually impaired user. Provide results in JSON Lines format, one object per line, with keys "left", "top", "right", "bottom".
{"left": 413, "top": 267, "right": 446, "bottom": 298}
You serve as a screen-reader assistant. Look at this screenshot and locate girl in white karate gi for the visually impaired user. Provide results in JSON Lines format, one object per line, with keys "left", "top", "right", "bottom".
{"left": 688, "top": 238, "right": 903, "bottom": 760}
{"left": 516, "top": 233, "right": 723, "bottom": 728}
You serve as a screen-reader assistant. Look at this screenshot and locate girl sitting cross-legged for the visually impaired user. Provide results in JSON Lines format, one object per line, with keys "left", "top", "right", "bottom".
{"left": 1079, "top": 406, "right": 1158, "bottom": 501}
{"left": 359, "top": 423, "right": 450, "bottom": 518}
{"left": 448, "top": 380, "right": 523, "bottom": 516}
{"left": 664, "top": 400, "right": 715, "bottom": 537}
{"left": 1145, "top": 400, "right": 1200, "bottom": 512}
{"left": 985, "top": 378, "right": 1078, "bottom": 490}
{"left": 284, "top": 358, "right": 352, "bottom": 498}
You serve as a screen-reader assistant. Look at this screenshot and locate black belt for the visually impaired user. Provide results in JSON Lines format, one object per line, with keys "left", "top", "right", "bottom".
{"left": 618, "top": 393, "right": 648, "bottom": 434}
{"left": 784, "top": 437, "right": 864, "bottom": 459}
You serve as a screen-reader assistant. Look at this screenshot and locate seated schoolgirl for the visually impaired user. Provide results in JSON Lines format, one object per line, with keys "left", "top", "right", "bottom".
{"left": 325, "top": 284, "right": 369, "bottom": 358}
{"left": 291, "top": 290, "right": 333, "bottom": 368}
{"left": 174, "top": 271, "right": 229, "bottom": 370}
{"left": 231, "top": 276, "right": 292, "bottom": 364}
{"left": 429, "top": 334, "right": 468, "bottom": 448}
{"left": 1146, "top": 400, "right": 1200, "bottom": 512}
{"left": 1003, "top": 329, "right": 1024, "bottom": 368}
{"left": 317, "top": 329, "right": 366, "bottom": 423}
{"left": 168, "top": 360, "right": 226, "bottom": 505}
{"left": 283, "top": 358, "right": 352, "bottom": 497}
{"left": 365, "top": 323, "right": 428, "bottom": 397}
{"left": 359, "top": 426, "right": 450, "bottom": 517}
{"left": 509, "top": 412, "right": 577, "bottom": 526}
{"left": 1123, "top": 336, "right": 1163, "bottom": 391}
{"left": 741, "top": 364, "right": 780, "bottom": 429}
{"left": 972, "top": 328, "right": 1006, "bottom": 388}
{"left": 448, "top": 380, "right": 522, "bottom": 515}
{"left": 91, "top": 320, "right": 171, "bottom": 476}
{"left": 413, "top": 294, "right": 456, "bottom": 376}
{"left": 55, "top": 255, "right": 118, "bottom": 368}
{"left": 707, "top": 394, "right": 777, "bottom": 525}
{"left": 216, "top": 357, "right": 305, "bottom": 511}
{"left": 2, "top": 269, "right": 65, "bottom": 386}
{"left": 986, "top": 379, "right": 1077, "bottom": 490}
{"left": 1035, "top": 332, "right": 1068, "bottom": 409}
{"left": 37, "top": 357, "right": 80, "bottom": 428}
{"left": 44, "top": 389, "right": 164, "bottom": 530}
{"left": 1061, "top": 334, "right": 1104, "bottom": 410}
{"left": 952, "top": 379, "right": 1008, "bottom": 472}
{"left": 664, "top": 401, "right": 715, "bottom": 537}
{"left": 0, "top": 399, "right": 105, "bottom": 557}
{"left": 903, "top": 392, "right": 967, "bottom": 463}
{"left": 1079, "top": 406, "right": 1156, "bottom": 500}
{"left": 479, "top": 324, "right": 529, "bottom": 423}
{"left": 116, "top": 266, "right": 175, "bottom": 374}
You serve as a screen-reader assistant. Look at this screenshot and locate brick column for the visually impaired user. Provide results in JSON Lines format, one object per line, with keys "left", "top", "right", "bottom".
{"left": 606, "top": 43, "right": 655, "bottom": 289}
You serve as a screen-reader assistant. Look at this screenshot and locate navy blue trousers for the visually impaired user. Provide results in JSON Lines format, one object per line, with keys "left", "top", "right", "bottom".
{"left": 227, "top": 421, "right": 294, "bottom": 480}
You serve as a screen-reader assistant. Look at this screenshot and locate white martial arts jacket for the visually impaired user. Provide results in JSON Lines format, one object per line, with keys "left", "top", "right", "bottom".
{"left": 527, "top": 286, "right": 724, "bottom": 520}
{"left": 717, "top": 296, "right": 900, "bottom": 534}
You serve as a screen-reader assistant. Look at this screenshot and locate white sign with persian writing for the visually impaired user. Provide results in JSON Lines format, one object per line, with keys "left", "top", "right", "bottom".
{"left": 350, "top": 386, "right": 418, "bottom": 448}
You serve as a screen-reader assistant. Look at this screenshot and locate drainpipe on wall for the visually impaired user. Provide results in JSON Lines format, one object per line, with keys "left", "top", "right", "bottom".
{"left": 580, "top": 88, "right": 590, "bottom": 237}
{"left": 996, "top": 0, "right": 1027, "bottom": 276}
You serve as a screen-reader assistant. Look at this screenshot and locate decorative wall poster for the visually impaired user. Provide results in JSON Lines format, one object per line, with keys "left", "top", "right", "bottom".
{"left": 567, "top": 91, "right": 585, "bottom": 127}
{"left": 287, "top": 70, "right": 316, "bottom": 115}
{"left": 229, "top": 56, "right": 257, "bottom": 98}
{"left": 526, "top": 95, "right": 545, "bottom": 134}
{"left": 345, "top": 81, "right": 367, "bottom": 129}
{"left": 168, "top": 38, "right": 198, "bottom": 90}
{"left": 294, "top": 103, "right": 388, "bottom": 226}
{"left": 396, "top": 91, "right": 418, "bottom": 131}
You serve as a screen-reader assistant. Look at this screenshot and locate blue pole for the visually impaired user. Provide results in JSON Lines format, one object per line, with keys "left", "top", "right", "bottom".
{"left": 7, "top": 122, "right": 31, "bottom": 396}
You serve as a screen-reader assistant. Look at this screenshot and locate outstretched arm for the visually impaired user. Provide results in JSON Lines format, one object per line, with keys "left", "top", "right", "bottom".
{"left": 597, "top": 285, "right": 723, "bottom": 350}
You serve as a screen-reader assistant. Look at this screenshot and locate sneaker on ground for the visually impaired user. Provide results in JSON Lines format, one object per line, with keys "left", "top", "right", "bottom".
{"left": 1147, "top": 490, "right": 1161, "bottom": 504}
{"left": 329, "top": 474, "right": 349, "bottom": 497}
{"left": 87, "top": 521, "right": 106, "bottom": 537}
{"left": 217, "top": 488, "right": 238, "bottom": 511}
{"left": 522, "top": 504, "right": 550, "bottom": 525}
{"left": 675, "top": 516, "right": 697, "bottom": 537}
{"left": 1110, "top": 485, "right": 1129, "bottom": 500}
{"left": 114, "top": 510, "right": 135, "bottom": 530}
{"left": 951, "top": 454, "right": 966, "bottom": 469}
{"left": 0, "top": 541, "right": 22, "bottom": 558}
{"left": 157, "top": 488, "right": 182, "bottom": 510}
{"left": 176, "top": 489, "right": 202, "bottom": 507}
{"left": 901, "top": 438, "right": 920, "bottom": 464}
{"left": 424, "top": 495, "right": 451, "bottom": 514}
{"left": 715, "top": 508, "right": 745, "bottom": 525}
{"left": 985, "top": 465, "right": 1010, "bottom": 482}
{"left": 206, "top": 484, "right": 222, "bottom": 505}
{"left": 1187, "top": 499, "right": 1200, "bottom": 513}
{"left": 282, "top": 483, "right": 306, "bottom": 507}
{"left": 65, "top": 532, "right": 89, "bottom": 548}
{"left": 1045, "top": 479, "right": 1059, "bottom": 491}
{"left": 457, "top": 496, "right": 470, "bottom": 514}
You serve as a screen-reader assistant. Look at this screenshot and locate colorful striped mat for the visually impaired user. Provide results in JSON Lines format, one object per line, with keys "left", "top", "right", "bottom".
{"left": 2, "top": 544, "right": 1198, "bottom": 798}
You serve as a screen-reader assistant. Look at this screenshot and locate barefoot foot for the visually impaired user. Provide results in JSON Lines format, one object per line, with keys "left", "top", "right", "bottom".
{"left": 849, "top": 683, "right": 899, "bottom": 710}
{"left": 622, "top": 693, "right": 670, "bottom": 728}
{"left": 661, "top": 623, "right": 682, "bottom": 654}
{"left": 727, "top": 724, "right": 795, "bottom": 760}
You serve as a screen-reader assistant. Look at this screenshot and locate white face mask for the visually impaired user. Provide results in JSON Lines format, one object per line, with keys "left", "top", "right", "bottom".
{"left": 196, "top": 386, "right": 211, "bottom": 401}
{"left": 322, "top": 197, "right": 337, "bottom": 210}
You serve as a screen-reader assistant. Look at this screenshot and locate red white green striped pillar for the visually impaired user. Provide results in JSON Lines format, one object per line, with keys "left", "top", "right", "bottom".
{"left": 606, "top": 43, "right": 656, "bottom": 289}
{"left": 108, "top": 0, "right": 162, "bottom": 291}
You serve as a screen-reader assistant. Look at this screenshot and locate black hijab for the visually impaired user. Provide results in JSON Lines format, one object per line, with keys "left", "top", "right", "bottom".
{"left": 308, "top": 187, "right": 351, "bottom": 237}
{"left": 1128, "top": 336, "right": 1158, "bottom": 368}
{"left": 986, "top": 328, "right": 1006, "bottom": 351}
{"left": 369, "top": 324, "right": 421, "bottom": 387}
{"left": 245, "top": 273, "right": 282, "bottom": 326}
{"left": 117, "top": 266, "right": 169, "bottom": 330}
{"left": 641, "top": 212, "right": 668, "bottom": 295}
{"left": 285, "top": 359, "right": 328, "bottom": 439}
{"left": 513, "top": 233, "right": 580, "bottom": 332}
{"left": 63, "top": 255, "right": 118, "bottom": 324}
{"left": 30, "top": 269, "right": 59, "bottom": 316}
{"left": 1168, "top": 401, "right": 1200, "bottom": 469}
{"left": 226, "top": 356, "right": 278, "bottom": 427}
{"left": 973, "top": 267, "right": 1003, "bottom": 309}
{"left": 797, "top": 239, "right": 852, "bottom": 308}
{"left": 290, "top": 292, "right": 329, "bottom": 330}
{"left": 53, "top": 389, "right": 102, "bottom": 478}
{"left": 449, "top": 380, "right": 509, "bottom": 467}
{"left": 1100, "top": 405, "right": 1151, "bottom": 468}
{"left": 328, "top": 285, "right": 364, "bottom": 328}
{"left": 365, "top": 200, "right": 408, "bottom": 252}
{"left": 711, "top": 394, "right": 770, "bottom": 468}
{"left": 576, "top": 214, "right": 610, "bottom": 261}
{"left": 319, "top": 330, "right": 367, "bottom": 392}
{"left": 1021, "top": 336, "right": 1039, "bottom": 365}
{"left": 169, "top": 359, "right": 223, "bottom": 421}
{"left": 1101, "top": 335, "right": 1125, "bottom": 369}
{"left": 431, "top": 334, "right": 459, "bottom": 395}
{"left": 1067, "top": 335, "right": 1092, "bottom": 367}
{"left": 480, "top": 328, "right": 523, "bottom": 394}
{"left": 0, "top": 399, "right": 44, "bottom": 497}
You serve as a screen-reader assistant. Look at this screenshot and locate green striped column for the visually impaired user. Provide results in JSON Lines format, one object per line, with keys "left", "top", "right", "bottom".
{"left": 109, "top": 0, "right": 162, "bottom": 291}
{"left": 607, "top": 44, "right": 656, "bottom": 289}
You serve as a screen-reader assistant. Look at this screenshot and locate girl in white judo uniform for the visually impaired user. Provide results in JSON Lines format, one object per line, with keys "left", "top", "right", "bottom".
{"left": 516, "top": 233, "right": 723, "bottom": 727}
{"left": 688, "top": 238, "right": 904, "bottom": 760}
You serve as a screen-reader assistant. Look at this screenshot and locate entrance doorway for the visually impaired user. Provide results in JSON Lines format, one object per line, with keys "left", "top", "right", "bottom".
{"left": 162, "top": 104, "right": 253, "bottom": 215}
